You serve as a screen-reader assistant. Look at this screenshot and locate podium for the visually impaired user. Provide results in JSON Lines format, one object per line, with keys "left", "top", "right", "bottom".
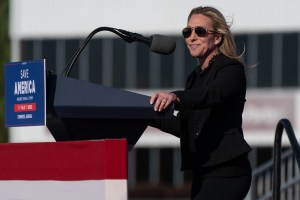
{"left": 3, "top": 26, "right": 176, "bottom": 199}
{"left": 0, "top": 73, "right": 174, "bottom": 200}
{"left": 46, "top": 73, "right": 174, "bottom": 150}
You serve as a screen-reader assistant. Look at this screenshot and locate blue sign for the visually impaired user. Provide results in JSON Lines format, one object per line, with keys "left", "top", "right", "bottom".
{"left": 5, "top": 59, "right": 46, "bottom": 127}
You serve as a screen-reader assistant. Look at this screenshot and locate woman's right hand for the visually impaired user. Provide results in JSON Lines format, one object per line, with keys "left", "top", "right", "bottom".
{"left": 150, "top": 92, "right": 179, "bottom": 112}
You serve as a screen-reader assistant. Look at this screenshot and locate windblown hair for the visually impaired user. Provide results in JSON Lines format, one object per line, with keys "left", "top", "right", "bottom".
{"left": 188, "top": 6, "right": 245, "bottom": 63}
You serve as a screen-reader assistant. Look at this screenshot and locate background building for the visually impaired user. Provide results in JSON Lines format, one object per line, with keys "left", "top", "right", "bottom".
{"left": 8, "top": 0, "right": 300, "bottom": 199}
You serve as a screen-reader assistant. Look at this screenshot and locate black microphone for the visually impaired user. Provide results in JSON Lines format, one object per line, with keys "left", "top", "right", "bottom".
{"left": 150, "top": 34, "right": 177, "bottom": 55}
{"left": 63, "top": 27, "right": 176, "bottom": 76}
{"left": 116, "top": 29, "right": 176, "bottom": 55}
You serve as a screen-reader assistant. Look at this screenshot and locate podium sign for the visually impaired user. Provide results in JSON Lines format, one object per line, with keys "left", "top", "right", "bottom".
{"left": 5, "top": 59, "right": 46, "bottom": 127}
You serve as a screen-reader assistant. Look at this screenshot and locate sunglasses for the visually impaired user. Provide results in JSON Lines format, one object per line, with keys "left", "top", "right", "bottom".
{"left": 182, "top": 26, "right": 217, "bottom": 38}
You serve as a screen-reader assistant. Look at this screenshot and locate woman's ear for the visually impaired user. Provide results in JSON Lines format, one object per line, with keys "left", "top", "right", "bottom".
{"left": 214, "top": 34, "right": 223, "bottom": 46}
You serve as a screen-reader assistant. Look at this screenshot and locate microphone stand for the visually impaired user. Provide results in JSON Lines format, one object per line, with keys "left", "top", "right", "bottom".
{"left": 63, "top": 27, "right": 146, "bottom": 77}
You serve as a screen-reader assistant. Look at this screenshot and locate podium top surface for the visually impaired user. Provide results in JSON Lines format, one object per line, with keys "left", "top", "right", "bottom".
{"left": 47, "top": 75, "right": 174, "bottom": 119}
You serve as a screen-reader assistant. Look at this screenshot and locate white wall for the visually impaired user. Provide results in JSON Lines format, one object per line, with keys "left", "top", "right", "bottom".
{"left": 10, "top": 0, "right": 300, "bottom": 39}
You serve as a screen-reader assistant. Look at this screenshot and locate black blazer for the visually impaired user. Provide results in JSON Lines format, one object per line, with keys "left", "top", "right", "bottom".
{"left": 150, "top": 53, "right": 251, "bottom": 170}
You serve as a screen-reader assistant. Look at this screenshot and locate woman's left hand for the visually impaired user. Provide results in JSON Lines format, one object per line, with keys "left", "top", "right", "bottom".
{"left": 150, "top": 92, "right": 179, "bottom": 112}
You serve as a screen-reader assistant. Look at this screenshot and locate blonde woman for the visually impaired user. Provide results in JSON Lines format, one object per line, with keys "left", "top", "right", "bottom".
{"left": 150, "top": 6, "right": 252, "bottom": 200}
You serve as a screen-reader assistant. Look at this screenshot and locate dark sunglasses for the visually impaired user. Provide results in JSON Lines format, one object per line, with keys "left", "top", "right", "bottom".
{"left": 182, "top": 26, "right": 217, "bottom": 38}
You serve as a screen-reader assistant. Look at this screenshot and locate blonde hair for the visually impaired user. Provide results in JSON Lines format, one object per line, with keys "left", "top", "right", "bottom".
{"left": 188, "top": 6, "right": 244, "bottom": 63}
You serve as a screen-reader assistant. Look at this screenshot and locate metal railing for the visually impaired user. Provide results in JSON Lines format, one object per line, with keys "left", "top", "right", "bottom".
{"left": 247, "top": 148, "right": 300, "bottom": 200}
{"left": 273, "top": 118, "right": 300, "bottom": 200}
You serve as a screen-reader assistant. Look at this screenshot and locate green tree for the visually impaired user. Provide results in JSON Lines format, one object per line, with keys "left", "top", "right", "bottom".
{"left": 0, "top": 0, "right": 9, "bottom": 142}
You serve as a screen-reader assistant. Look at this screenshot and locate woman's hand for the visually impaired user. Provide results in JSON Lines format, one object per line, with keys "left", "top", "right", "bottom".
{"left": 150, "top": 92, "right": 179, "bottom": 112}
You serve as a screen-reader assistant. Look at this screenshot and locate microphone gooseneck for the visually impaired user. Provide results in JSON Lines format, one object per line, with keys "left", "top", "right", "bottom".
{"left": 63, "top": 27, "right": 176, "bottom": 77}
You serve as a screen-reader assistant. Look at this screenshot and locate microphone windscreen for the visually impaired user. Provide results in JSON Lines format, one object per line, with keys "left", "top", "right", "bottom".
{"left": 150, "top": 35, "right": 176, "bottom": 55}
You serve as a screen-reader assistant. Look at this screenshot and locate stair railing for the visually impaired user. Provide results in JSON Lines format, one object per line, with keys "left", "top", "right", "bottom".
{"left": 273, "top": 118, "right": 300, "bottom": 200}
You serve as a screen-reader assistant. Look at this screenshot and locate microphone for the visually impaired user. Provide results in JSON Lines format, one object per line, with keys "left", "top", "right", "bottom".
{"left": 116, "top": 29, "right": 176, "bottom": 55}
{"left": 150, "top": 34, "right": 177, "bottom": 55}
{"left": 63, "top": 27, "right": 176, "bottom": 76}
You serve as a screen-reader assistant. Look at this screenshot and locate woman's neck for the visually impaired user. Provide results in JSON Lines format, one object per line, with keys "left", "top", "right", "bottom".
{"left": 199, "top": 50, "right": 219, "bottom": 70}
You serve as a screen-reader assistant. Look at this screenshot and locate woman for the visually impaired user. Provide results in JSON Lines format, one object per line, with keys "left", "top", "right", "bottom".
{"left": 150, "top": 6, "right": 252, "bottom": 200}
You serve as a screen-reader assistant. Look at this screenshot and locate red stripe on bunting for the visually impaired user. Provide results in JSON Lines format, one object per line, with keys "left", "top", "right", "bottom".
{"left": 0, "top": 139, "right": 127, "bottom": 180}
